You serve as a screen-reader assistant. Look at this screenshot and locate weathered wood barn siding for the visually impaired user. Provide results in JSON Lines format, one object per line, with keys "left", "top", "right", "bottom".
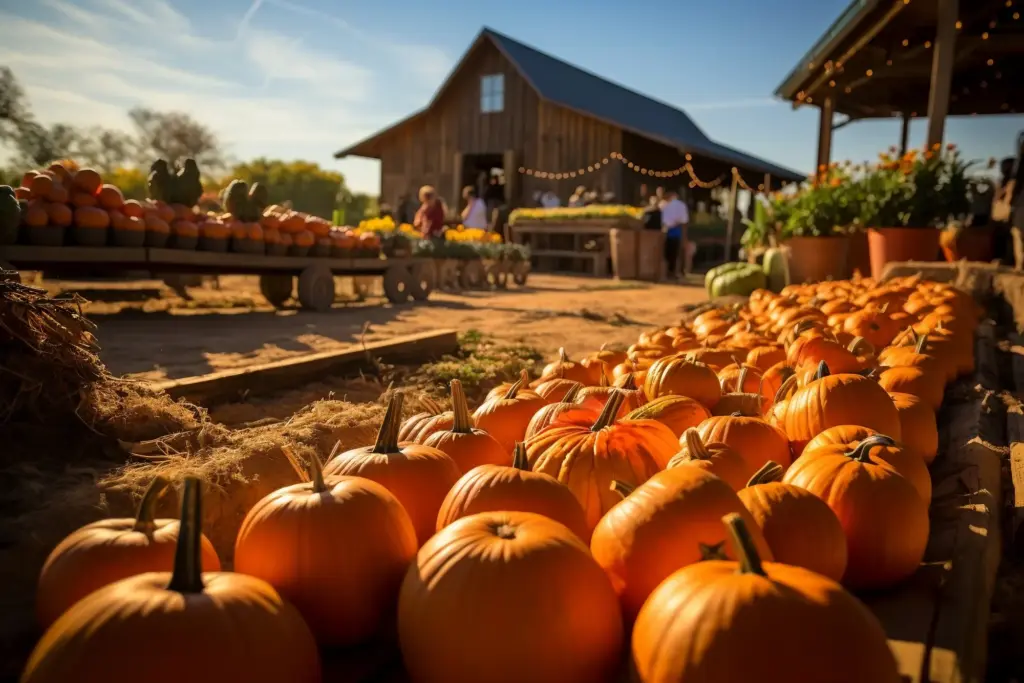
{"left": 375, "top": 39, "right": 623, "bottom": 209}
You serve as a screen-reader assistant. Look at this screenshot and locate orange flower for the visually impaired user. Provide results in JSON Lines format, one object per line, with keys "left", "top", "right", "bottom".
{"left": 946, "top": 143, "right": 957, "bottom": 151}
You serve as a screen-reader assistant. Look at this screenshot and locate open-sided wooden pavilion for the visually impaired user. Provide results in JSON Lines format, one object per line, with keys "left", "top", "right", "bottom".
{"left": 336, "top": 27, "right": 803, "bottom": 212}
{"left": 775, "top": 0, "right": 1024, "bottom": 170}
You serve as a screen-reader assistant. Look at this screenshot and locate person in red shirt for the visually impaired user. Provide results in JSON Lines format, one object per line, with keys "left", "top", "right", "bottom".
{"left": 414, "top": 185, "right": 447, "bottom": 241}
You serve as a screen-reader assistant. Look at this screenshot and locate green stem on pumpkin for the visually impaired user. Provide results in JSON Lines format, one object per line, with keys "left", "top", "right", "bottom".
{"left": 773, "top": 373, "right": 799, "bottom": 404}
{"left": 610, "top": 479, "right": 635, "bottom": 498}
{"left": 503, "top": 377, "right": 524, "bottom": 400}
{"left": 591, "top": 390, "right": 625, "bottom": 431}
{"left": 372, "top": 393, "right": 404, "bottom": 453}
{"left": 166, "top": 477, "right": 205, "bottom": 595}
{"left": 723, "top": 512, "right": 766, "bottom": 577}
{"left": 133, "top": 476, "right": 171, "bottom": 534}
{"left": 915, "top": 333, "right": 929, "bottom": 354}
{"left": 682, "top": 428, "right": 710, "bottom": 461}
{"left": 747, "top": 461, "right": 785, "bottom": 486}
{"left": 617, "top": 373, "right": 637, "bottom": 391}
{"left": 848, "top": 435, "right": 897, "bottom": 463}
{"left": 512, "top": 442, "right": 530, "bottom": 470}
{"left": 450, "top": 380, "right": 473, "bottom": 434}
{"left": 562, "top": 382, "right": 582, "bottom": 404}
{"left": 814, "top": 360, "right": 831, "bottom": 380}
{"left": 847, "top": 336, "right": 875, "bottom": 357}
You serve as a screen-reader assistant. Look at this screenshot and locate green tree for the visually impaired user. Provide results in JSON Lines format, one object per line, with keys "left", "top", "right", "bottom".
{"left": 105, "top": 167, "right": 148, "bottom": 200}
{"left": 337, "top": 190, "right": 379, "bottom": 225}
{"left": 129, "top": 107, "right": 224, "bottom": 170}
{"left": 226, "top": 159, "right": 345, "bottom": 219}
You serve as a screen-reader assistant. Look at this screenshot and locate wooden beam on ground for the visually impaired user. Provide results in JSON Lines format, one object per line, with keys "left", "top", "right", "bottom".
{"left": 152, "top": 329, "right": 459, "bottom": 405}
{"left": 926, "top": 0, "right": 959, "bottom": 148}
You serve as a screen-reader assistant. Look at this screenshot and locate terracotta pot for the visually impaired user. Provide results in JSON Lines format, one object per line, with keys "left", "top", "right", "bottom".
{"left": 940, "top": 225, "right": 994, "bottom": 263}
{"left": 784, "top": 235, "right": 849, "bottom": 283}
{"left": 847, "top": 230, "right": 871, "bottom": 277}
{"left": 866, "top": 227, "right": 941, "bottom": 279}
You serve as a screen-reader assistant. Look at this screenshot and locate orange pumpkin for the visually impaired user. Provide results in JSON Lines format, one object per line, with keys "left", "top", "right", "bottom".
{"left": 843, "top": 307, "right": 900, "bottom": 347}
{"left": 324, "top": 393, "right": 461, "bottom": 546}
{"left": 72, "top": 168, "right": 103, "bottom": 195}
{"left": 786, "top": 335, "right": 865, "bottom": 374}
{"left": 74, "top": 206, "right": 110, "bottom": 230}
{"left": 234, "top": 457, "right": 417, "bottom": 646}
{"left": 575, "top": 373, "right": 646, "bottom": 418}
{"left": 591, "top": 467, "right": 772, "bottom": 623}
{"left": 29, "top": 174, "right": 55, "bottom": 200}
{"left": 539, "top": 347, "right": 602, "bottom": 385}
{"left": 45, "top": 202, "right": 72, "bottom": 227}
{"left": 144, "top": 214, "right": 171, "bottom": 234}
{"left": 398, "top": 511, "right": 624, "bottom": 683}
{"left": 526, "top": 391, "right": 679, "bottom": 531}
{"left": 888, "top": 392, "right": 939, "bottom": 465}
{"left": 784, "top": 434, "right": 929, "bottom": 589}
{"left": 684, "top": 346, "right": 740, "bottom": 372}
{"left": 643, "top": 354, "right": 721, "bottom": 409}
{"left": 436, "top": 443, "right": 590, "bottom": 540}
{"left": 46, "top": 182, "right": 68, "bottom": 204}
{"left": 623, "top": 394, "right": 710, "bottom": 438}
{"left": 525, "top": 382, "right": 586, "bottom": 438}
{"left": 533, "top": 377, "right": 582, "bottom": 402}
{"left": 877, "top": 364, "right": 945, "bottom": 411}
{"left": 69, "top": 190, "right": 97, "bottom": 208}
{"left": 782, "top": 361, "right": 901, "bottom": 456}
{"left": 424, "top": 380, "right": 510, "bottom": 473}
{"left": 397, "top": 398, "right": 453, "bottom": 444}
{"left": 667, "top": 428, "right": 754, "bottom": 490}
{"left": 96, "top": 184, "right": 125, "bottom": 210}
{"left": 171, "top": 219, "right": 199, "bottom": 237}
{"left": 22, "top": 479, "right": 321, "bottom": 683}
{"left": 122, "top": 199, "right": 144, "bottom": 219}
{"left": 737, "top": 461, "right": 848, "bottom": 581}
{"left": 745, "top": 344, "right": 787, "bottom": 372}
{"left": 630, "top": 513, "right": 900, "bottom": 683}
{"left": 695, "top": 413, "right": 792, "bottom": 472}
{"left": 35, "top": 477, "right": 221, "bottom": 628}
{"left": 472, "top": 376, "right": 547, "bottom": 454}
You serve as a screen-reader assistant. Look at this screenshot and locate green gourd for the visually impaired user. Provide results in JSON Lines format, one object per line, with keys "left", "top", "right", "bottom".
{"left": 704, "top": 262, "right": 753, "bottom": 297}
{"left": 706, "top": 262, "right": 766, "bottom": 298}
{"left": 762, "top": 247, "right": 791, "bottom": 293}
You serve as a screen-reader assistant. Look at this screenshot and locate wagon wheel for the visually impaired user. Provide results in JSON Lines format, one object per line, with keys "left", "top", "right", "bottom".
{"left": 0, "top": 260, "right": 19, "bottom": 283}
{"left": 258, "top": 274, "right": 294, "bottom": 308}
{"left": 383, "top": 266, "right": 411, "bottom": 304}
{"left": 459, "top": 260, "right": 485, "bottom": 289}
{"left": 407, "top": 262, "right": 436, "bottom": 301}
{"left": 297, "top": 264, "right": 336, "bottom": 312}
{"left": 511, "top": 261, "right": 530, "bottom": 286}
{"left": 486, "top": 262, "right": 508, "bottom": 289}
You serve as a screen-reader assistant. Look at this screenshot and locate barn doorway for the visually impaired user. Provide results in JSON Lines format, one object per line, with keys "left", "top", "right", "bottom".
{"left": 459, "top": 153, "right": 507, "bottom": 213}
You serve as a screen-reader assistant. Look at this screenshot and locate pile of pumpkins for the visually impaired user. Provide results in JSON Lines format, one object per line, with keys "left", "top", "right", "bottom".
{"left": 22, "top": 272, "right": 974, "bottom": 683}
{"left": 0, "top": 160, "right": 382, "bottom": 259}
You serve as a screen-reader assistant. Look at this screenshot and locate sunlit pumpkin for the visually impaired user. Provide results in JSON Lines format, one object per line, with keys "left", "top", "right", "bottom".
{"left": 695, "top": 413, "right": 792, "bottom": 472}
{"left": 643, "top": 354, "right": 721, "bottom": 409}
{"left": 539, "top": 347, "right": 602, "bottom": 385}
{"left": 590, "top": 466, "right": 772, "bottom": 623}
{"left": 325, "top": 392, "right": 461, "bottom": 545}
{"left": 397, "top": 397, "right": 453, "bottom": 444}
{"left": 472, "top": 376, "right": 548, "bottom": 453}
{"left": 525, "top": 382, "right": 585, "bottom": 438}
{"left": 887, "top": 392, "right": 939, "bottom": 465}
{"left": 666, "top": 428, "right": 753, "bottom": 490}
{"left": 399, "top": 511, "right": 624, "bottom": 683}
{"left": 623, "top": 394, "right": 710, "bottom": 438}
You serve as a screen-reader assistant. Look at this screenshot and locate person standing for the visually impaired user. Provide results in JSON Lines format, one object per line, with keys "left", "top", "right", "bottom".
{"left": 641, "top": 194, "right": 662, "bottom": 232}
{"left": 660, "top": 188, "right": 690, "bottom": 280}
{"left": 568, "top": 185, "right": 588, "bottom": 207}
{"left": 414, "top": 185, "right": 447, "bottom": 243}
{"left": 461, "top": 186, "right": 488, "bottom": 229}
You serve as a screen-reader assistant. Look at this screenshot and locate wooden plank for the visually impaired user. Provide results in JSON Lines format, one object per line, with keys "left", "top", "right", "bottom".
{"left": 528, "top": 249, "right": 604, "bottom": 260}
{"left": 0, "top": 245, "right": 148, "bottom": 265}
{"left": 151, "top": 330, "right": 459, "bottom": 405}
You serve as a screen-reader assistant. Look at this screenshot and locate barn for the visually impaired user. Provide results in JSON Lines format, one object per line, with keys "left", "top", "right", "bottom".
{"left": 334, "top": 27, "right": 804, "bottom": 213}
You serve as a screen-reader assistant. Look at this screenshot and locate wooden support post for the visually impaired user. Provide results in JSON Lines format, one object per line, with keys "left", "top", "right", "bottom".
{"left": 900, "top": 114, "right": 911, "bottom": 155}
{"left": 724, "top": 170, "right": 740, "bottom": 263}
{"left": 926, "top": 0, "right": 958, "bottom": 148}
{"left": 816, "top": 98, "right": 835, "bottom": 183}
{"left": 764, "top": 173, "right": 772, "bottom": 193}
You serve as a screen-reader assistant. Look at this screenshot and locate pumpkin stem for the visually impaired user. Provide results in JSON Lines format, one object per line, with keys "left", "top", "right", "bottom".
{"left": 558, "top": 347, "right": 569, "bottom": 364}
{"left": 723, "top": 512, "right": 766, "bottom": 577}
{"left": 307, "top": 449, "right": 327, "bottom": 494}
{"left": 512, "top": 442, "right": 530, "bottom": 470}
{"left": 166, "top": 477, "right": 205, "bottom": 595}
{"left": 599, "top": 370, "right": 608, "bottom": 387}
{"left": 562, "top": 382, "right": 583, "bottom": 404}
{"left": 610, "top": 479, "right": 635, "bottom": 498}
{"left": 734, "top": 366, "right": 748, "bottom": 393}
{"left": 936, "top": 319, "right": 945, "bottom": 331}
{"left": 770, "top": 369, "right": 798, "bottom": 404}
{"left": 848, "top": 434, "right": 897, "bottom": 463}
{"left": 682, "top": 428, "right": 710, "bottom": 461}
{"left": 133, "top": 476, "right": 171, "bottom": 534}
{"left": 699, "top": 542, "right": 729, "bottom": 561}
{"left": 747, "top": 461, "right": 785, "bottom": 486}
{"left": 450, "top": 379, "right": 473, "bottom": 434}
{"left": 847, "top": 336, "right": 875, "bottom": 357}
{"left": 915, "top": 333, "right": 928, "bottom": 354}
{"left": 592, "top": 390, "right": 625, "bottom": 431}
{"left": 814, "top": 360, "right": 831, "bottom": 380}
{"left": 905, "top": 326, "right": 920, "bottom": 345}
{"left": 372, "top": 392, "right": 404, "bottom": 453}
{"left": 503, "top": 377, "right": 524, "bottom": 400}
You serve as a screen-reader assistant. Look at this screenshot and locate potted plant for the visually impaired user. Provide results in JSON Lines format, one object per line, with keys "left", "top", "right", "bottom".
{"left": 776, "top": 165, "right": 856, "bottom": 283}
{"left": 859, "top": 144, "right": 972, "bottom": 278}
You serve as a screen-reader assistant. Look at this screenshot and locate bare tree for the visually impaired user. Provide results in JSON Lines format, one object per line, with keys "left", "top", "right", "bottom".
{"left": 129, "top": 107, "right": 224, "bottom": 170}
{"left": 75, "top": 127, "right": 134, "bottom": 173}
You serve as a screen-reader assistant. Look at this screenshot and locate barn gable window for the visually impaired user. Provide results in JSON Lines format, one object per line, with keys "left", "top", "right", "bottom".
{"left": 481, "top": 74, "right": 504, "bottom": 113}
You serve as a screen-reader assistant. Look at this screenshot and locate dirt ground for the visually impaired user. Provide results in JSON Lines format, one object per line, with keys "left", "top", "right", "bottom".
{"left": 48, "top": 273, "right": 709, "bottom": 382}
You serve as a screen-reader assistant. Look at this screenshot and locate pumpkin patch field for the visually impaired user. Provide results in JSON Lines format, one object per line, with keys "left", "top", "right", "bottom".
{"left": 4, "top": 263, "right": 1024, "bottom": 682}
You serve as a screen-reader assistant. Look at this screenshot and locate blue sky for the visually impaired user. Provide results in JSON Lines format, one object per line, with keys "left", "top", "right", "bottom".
{"left": 2, "top": 0, "right": 1021, "bottom": 194}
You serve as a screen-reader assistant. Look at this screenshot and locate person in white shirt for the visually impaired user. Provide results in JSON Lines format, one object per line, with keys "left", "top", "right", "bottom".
{"left": 461, "top": 186, "right": 489, "bottom": 230}
{"left": 659, "top": 189, "right": 691, "bottom": 280}
{"left": 541, "top": 191, "right": 561, "bottom": 209}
